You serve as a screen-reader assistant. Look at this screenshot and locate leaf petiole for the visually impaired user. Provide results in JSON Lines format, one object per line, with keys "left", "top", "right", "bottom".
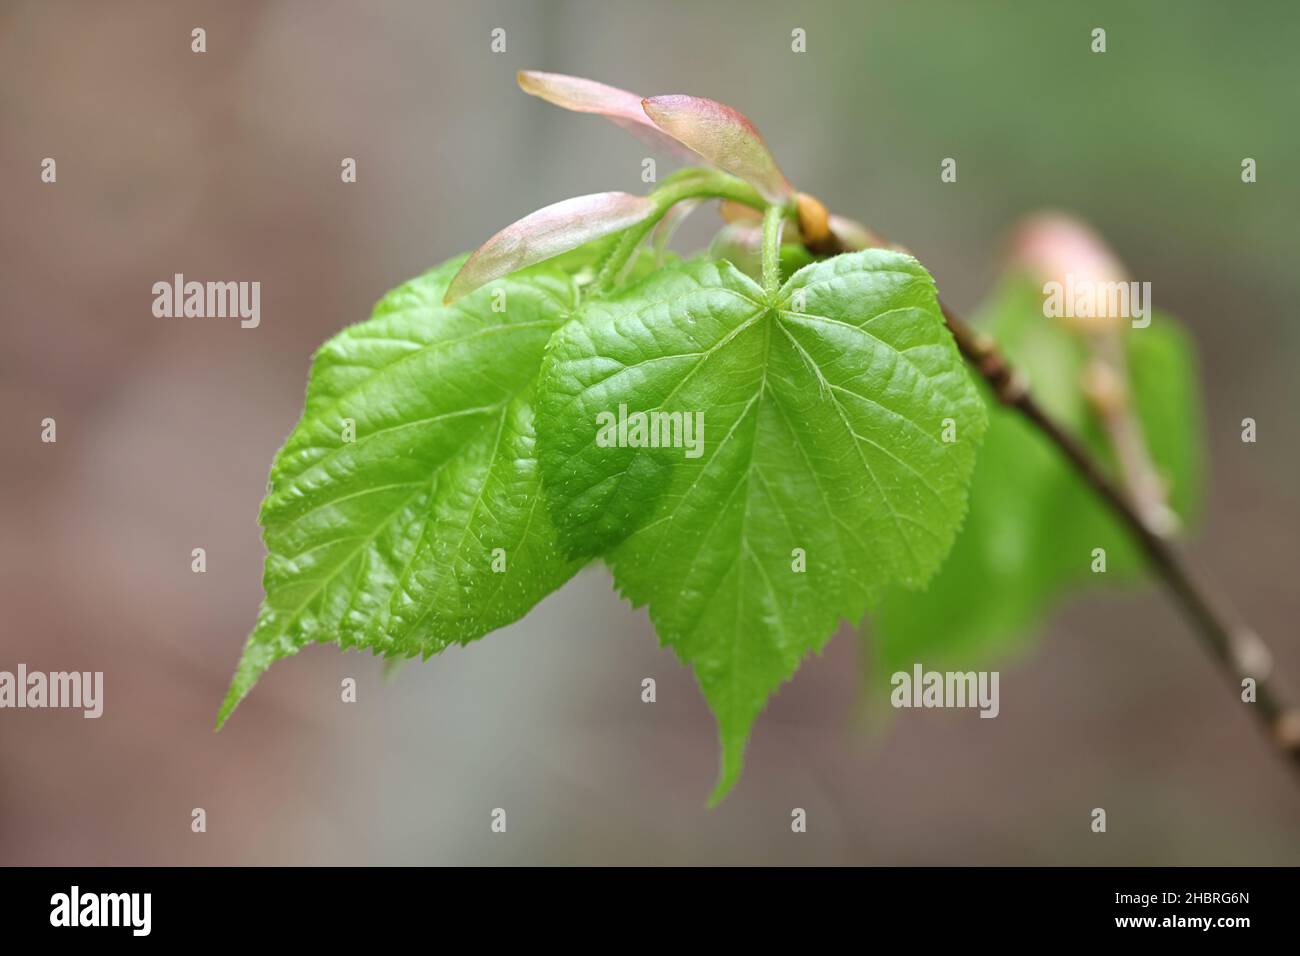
{"left": 590, "top": 169, "right": 775, "bottom": 296}
{"left": 760, "top": 204, "right": 785, "bottom": 297}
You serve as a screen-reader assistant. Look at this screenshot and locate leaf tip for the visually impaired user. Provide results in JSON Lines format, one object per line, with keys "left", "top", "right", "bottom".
{"left": 213, "top": 686, "right": 240, "bottom": 731}
{"left": 705, "top": 726, "right": 749, "bottom": 806}
{"left": 214, "top": 639, "right": 277, "bottom": 730}
{"left": 515, "top": 69, "right": 556, "bottom": 101}
{"left": 442, "top": 275, "right": 468, "bottom": 306}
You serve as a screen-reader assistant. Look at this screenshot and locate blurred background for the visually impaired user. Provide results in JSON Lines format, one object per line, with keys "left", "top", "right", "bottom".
{"left": 2, "top": 0, "right": 1297, "bottom": 864}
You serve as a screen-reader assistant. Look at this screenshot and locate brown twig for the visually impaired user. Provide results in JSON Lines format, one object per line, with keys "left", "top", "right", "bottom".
{"left": 805, "top": 215, "right": 1300, "bottom": 776}
{"left": 939, "top": 301, "right": 1300, "bottom": 774}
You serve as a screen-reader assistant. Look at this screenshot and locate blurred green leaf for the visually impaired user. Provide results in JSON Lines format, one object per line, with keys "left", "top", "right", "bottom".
{"left": 872, "top": 274, "right": 1203, "bottom": 674}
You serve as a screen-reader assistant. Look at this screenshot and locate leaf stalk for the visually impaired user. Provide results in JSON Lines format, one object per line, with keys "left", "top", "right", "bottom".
{"left": 591, "top": 170, "right": 774, "bottom": 296}
{"left": 760, "top": 204, "right": 785, "bottom": 297}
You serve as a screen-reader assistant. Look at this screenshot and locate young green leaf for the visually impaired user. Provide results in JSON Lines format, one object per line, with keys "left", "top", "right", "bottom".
{"left": 536, "top": 251, "right": 987, "bottom": 800}
{"left": 872, "top": 275, "right": 1203, "bottom": 673}
{"left": 217, "top": 256, "right": 584, "bottom": 727}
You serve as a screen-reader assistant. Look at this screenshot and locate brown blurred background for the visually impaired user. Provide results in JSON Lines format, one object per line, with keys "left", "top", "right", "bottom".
{"left": 1, "top": 0, "right": 1297, "bottom": 864}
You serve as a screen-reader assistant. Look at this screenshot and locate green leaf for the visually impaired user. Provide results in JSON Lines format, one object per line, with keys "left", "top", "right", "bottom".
{"left": 537, "top": 251, "right": 987, "bottom": 800}
{"left": 872, "top": 275, "right": 1203, "bottom": 674}
{"left": 217, "top": 256, "right": 584, "bottom": 727}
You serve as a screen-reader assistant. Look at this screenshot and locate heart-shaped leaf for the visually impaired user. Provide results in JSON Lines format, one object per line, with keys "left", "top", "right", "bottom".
{"left": 536, "top": 251, "right": 986, "bottom": 799}
{"left": 218, "top": 257, "right": 584, "bottom": 726}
